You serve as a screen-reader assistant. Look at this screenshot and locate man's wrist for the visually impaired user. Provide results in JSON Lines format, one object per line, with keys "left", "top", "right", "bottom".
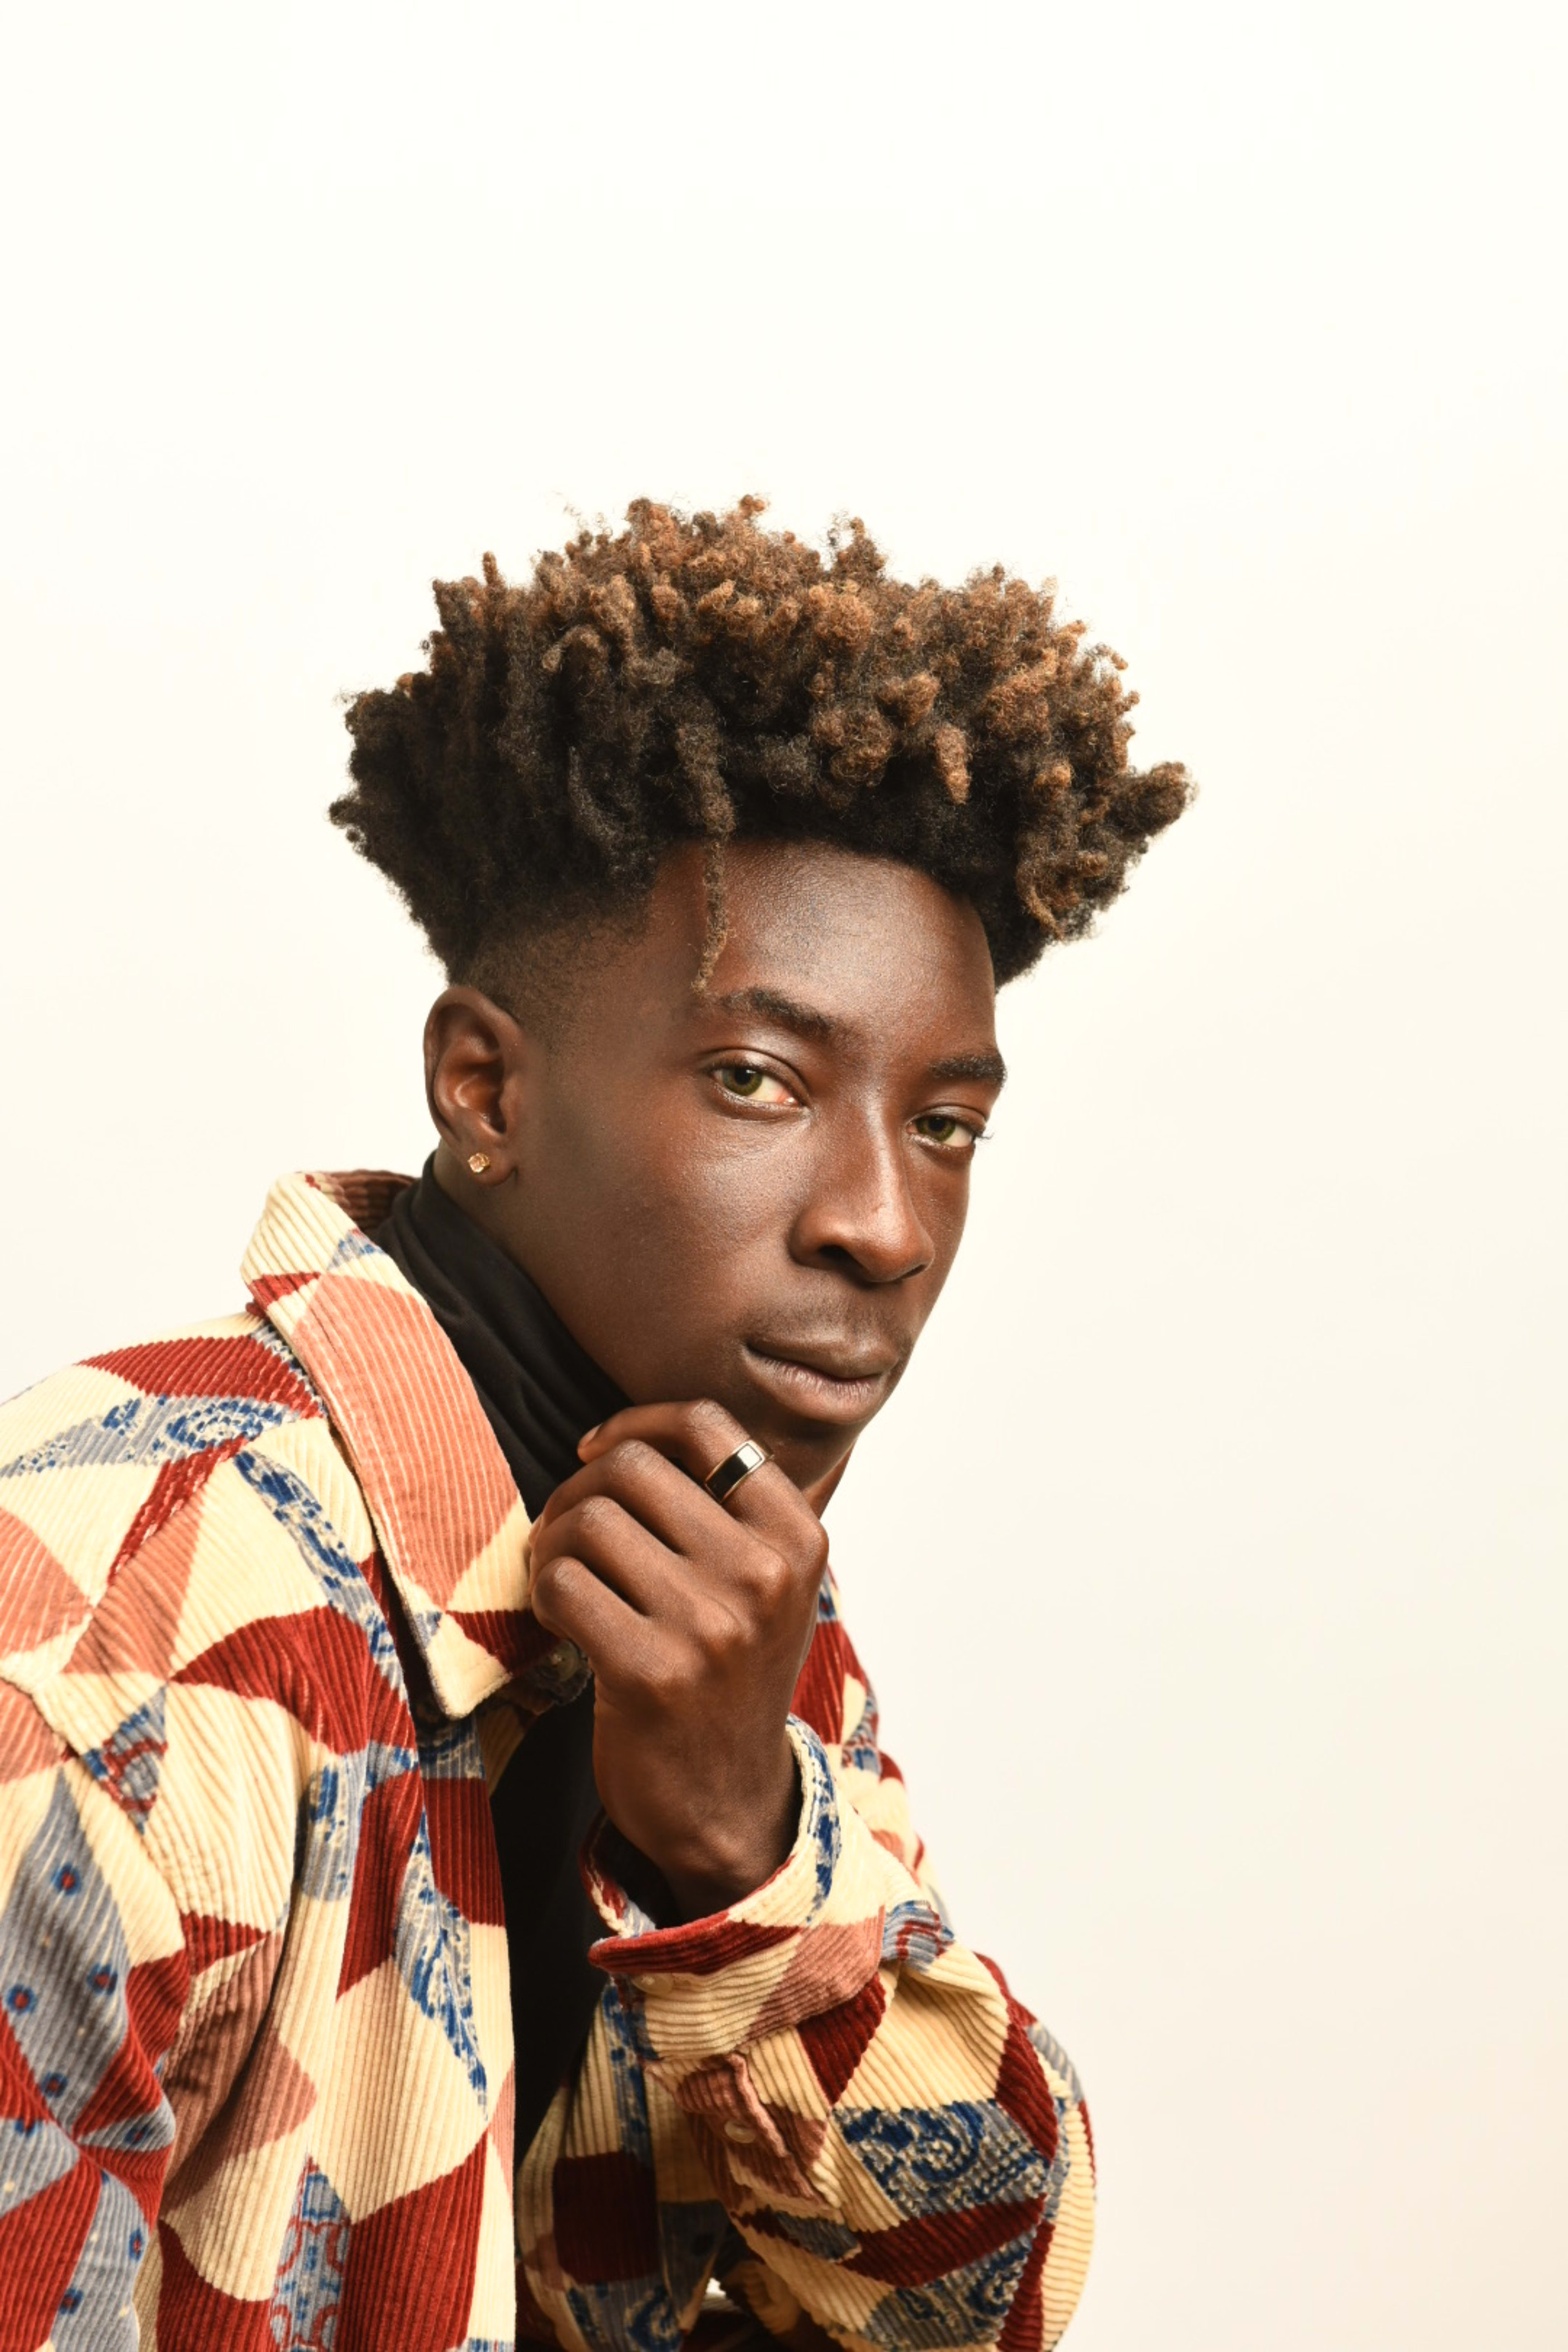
{"left": 661, "top": 1738, "right": 800, "bottom": 1920}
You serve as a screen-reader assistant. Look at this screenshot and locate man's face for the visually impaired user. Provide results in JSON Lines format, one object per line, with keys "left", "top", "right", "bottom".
{"left": 439, "top": 840, "right": 1004, "bottom": 1497}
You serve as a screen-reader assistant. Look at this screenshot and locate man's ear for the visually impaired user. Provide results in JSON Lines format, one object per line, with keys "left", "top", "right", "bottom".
{"left": 423, "top": 987, "right": 537, "bottom": 1185}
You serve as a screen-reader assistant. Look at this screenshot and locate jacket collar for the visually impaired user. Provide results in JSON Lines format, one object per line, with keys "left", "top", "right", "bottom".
{"left": 241, "top": 1169, "right": 581, "bottom": 1720}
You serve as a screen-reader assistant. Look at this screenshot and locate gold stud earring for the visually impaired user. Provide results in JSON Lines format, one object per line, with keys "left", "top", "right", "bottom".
{"left": 467, "top": 1152, "right": 492, "bottom": 1176}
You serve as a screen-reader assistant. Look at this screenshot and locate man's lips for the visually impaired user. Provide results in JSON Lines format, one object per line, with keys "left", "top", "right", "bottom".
{"left": 740, "top": 1340, "right": 900, "bottom": 1424}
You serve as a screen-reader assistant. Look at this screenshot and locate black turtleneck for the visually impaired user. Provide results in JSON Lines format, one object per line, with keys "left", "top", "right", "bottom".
{"left": 376, "top": 1159, "right": 628, "bottom": 2165}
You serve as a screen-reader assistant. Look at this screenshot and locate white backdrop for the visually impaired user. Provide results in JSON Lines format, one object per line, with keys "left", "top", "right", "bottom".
{"left": 3, "top": 4, "right": 1564, "bottom": 2346}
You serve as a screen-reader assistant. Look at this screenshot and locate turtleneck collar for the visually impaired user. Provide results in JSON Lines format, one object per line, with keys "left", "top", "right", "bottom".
{"left": 374, "top": 1158, "right": 627, "bottom": 1520}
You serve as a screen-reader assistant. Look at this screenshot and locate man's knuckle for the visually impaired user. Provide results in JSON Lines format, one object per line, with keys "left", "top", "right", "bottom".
{"left": 611, "top": 1438, "right": 663, "bottom": 1485}
{"left": 635, "top": 1645, "right": 686, "bottom": 1710}
{"left": 530, "top": 1557, "right": 568, "bottom": 1618}
{"left": 687, "top": 1397, "right": 738, "bottom": 1447}
{"left": 697, "top": 1590, "right": 737, "bottom": 1641}
{"left": 747, "top": 1545, "right": 793, "bottom": 1611}
{"left": 576, "top": 1492, "right": 620, "bottom": 1543}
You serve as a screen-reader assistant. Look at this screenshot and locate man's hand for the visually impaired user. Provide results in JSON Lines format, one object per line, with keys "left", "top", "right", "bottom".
{"left": 528, "top": 1400, "right": 831, "bottom": 1920}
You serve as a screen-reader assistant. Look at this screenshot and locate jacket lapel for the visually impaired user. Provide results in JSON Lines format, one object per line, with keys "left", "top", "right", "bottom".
{"left": 241, "top": 1169, "right": 567, "bottom": 1718}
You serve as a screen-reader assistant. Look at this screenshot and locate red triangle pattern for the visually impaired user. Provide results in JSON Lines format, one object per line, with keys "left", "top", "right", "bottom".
{"left": 0, "top": 2151, "right": 100, "bottom": 2347}
{"left": 71, "top": 1480, "right": 207, "bottom": 1681}
{"left": 103, "top": 1443, "right": 237, "bottom": 1589}
{"left": 0, "top": 1508, "right": 89, "bottom": 1657}
{"left": 846, "top": 2196, "right": 1043, "bottom": 2287}
{"left": 421, "top": 1772, "right": 506, "bottom": 1929}
{"left": 172, "top": 1607, "right": 408, "bottom": 1756}
{"left": 156, "top": 2216, "right": 275, "bottom": 2351}
{"left": 86, "top": 1334, "right": 313, "bottom": 1413}
{"left": 795, "top": 1970, "right": 887, "bottom": 2104}
{"left": 992, "top": 1998, "right": 1061, "bottom": 2165}
{"left": 180, "top": 1910, "right": 271, "bottom": 1976}
{"left": 591, "top": 1912, "right": 796, "bottom": 1982}
{"left": 124, "top": 1949, "right": 189, "bottom": 2085}
{"left": 0, "top": 2000, "right": 52, "bottom": 2130}
{"left": 447, "top": 1606, "right": 535, "bottom": 1676}
{"left": 0, "top": 1677, "right": 66, "bottom": 1780}
{"left": 338, "top": 2131, "right": 486, "bottom": 2351}
{"left": 997, "top": 2210, "right": 1055, "bottom": 2352}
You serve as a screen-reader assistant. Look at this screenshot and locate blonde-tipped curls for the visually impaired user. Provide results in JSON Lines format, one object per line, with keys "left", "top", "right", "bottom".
{"left": 332, "top": 497, "right": 1190, "bottom": 991}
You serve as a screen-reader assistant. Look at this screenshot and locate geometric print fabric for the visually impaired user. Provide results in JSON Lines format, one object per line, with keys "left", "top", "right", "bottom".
{"left": 0, "top": 1169, "right": 1094, "bottom": 2351}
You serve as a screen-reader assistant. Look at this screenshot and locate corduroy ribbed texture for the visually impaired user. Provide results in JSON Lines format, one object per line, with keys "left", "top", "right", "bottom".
{"left": 0, "top": 1171, "right": 1094, "bottom": 2351}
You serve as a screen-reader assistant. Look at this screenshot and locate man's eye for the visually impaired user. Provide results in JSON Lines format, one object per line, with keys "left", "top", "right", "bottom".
{"left": 913, "top": 1113, "right": 982, "bottom": 1149}
{"left": 714, "top": 1065, "right": 793, "bottom": 1104}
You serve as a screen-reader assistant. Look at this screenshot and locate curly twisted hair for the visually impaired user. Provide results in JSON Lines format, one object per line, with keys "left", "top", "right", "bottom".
{"left": 331, "top": 497, "right": 1190, "bottom": 993}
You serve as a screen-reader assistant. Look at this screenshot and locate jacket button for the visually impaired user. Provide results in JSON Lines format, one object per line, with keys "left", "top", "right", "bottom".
{"left": 724, "top": 2121, "right": 756, "bottom": 2144}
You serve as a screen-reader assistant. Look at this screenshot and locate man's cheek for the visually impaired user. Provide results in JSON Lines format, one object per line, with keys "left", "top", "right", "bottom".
{"left": 690, "top": 1147, "right": 804, "bottom": 1234}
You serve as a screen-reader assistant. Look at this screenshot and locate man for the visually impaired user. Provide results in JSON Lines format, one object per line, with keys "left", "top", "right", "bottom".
{"left": 0, "top": 499, "right": 1188, "bottom": 2350}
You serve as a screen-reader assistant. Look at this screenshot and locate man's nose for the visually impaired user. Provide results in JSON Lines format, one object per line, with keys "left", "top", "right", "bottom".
{"left": 791, "top": 1113, "right": 935, "bottom": 1285}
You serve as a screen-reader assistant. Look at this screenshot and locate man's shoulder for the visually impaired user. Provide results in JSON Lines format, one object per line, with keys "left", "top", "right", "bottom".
{"left": 0, "top": 1308, "right": 350, "bottom": 1695}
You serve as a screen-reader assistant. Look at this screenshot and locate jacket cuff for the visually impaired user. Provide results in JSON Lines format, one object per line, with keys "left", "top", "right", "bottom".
{"left": 583, "top": 1718, "right": 895, "bottom": 2063}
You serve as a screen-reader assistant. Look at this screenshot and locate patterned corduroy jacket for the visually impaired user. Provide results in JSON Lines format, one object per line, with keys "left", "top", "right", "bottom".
{"left": 0, "top": 1170, "right": 1095, "bottom": 2352}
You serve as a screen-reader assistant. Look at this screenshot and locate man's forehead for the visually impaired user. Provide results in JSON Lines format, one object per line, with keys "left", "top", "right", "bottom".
{"left": 624, "top": 837, "right": 1002, "bottom": 1067}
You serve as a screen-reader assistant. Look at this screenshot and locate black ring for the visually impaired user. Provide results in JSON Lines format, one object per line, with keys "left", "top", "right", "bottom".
{"left": 703, "top": 1439, "right": 770, "bottom": 1506}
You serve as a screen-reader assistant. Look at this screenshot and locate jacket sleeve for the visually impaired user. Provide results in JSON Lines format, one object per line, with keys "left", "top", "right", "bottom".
{"left": 515, "top": 1575, "right": 1095, "bottom": 2352}
{"left": 0, "top": 1691, "right": 189, "bottom": 2352}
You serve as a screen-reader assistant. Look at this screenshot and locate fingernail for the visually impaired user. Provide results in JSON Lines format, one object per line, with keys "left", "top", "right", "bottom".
{"left": 579, "top": 1424, "right": 601, "bottom": 1450}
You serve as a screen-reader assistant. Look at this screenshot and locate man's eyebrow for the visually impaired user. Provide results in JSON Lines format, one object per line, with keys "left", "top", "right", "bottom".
{"left": 928, "top": 1049, "right": 1007, "bottom": 1088}
{"left": 707, "top": 987, "right": 1006, "bottom": 1087}
{"left": 707, "top": 986, "right": 838, "bottom": 1041}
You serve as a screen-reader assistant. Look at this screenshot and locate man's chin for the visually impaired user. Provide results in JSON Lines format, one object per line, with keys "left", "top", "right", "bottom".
{"left": 717, "top": 1357, "right": 895, "bottom": 1504}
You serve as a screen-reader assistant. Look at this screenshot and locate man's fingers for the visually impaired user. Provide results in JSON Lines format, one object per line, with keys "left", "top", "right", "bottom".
{"left": 529, "top": 1548, "right": 653, "bottom": 1681}
{"left": 538, "top": 1436, "right": 733, "bottom": 1555}
{"left": 531, "top": 1493, "right": 688, "bottom": 1619}
{"left": 577, "top": 1399, "right": 749, "bottom": 1483}
{"left": 577, "top": 1400, "right": 807, "bottom": 1547}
